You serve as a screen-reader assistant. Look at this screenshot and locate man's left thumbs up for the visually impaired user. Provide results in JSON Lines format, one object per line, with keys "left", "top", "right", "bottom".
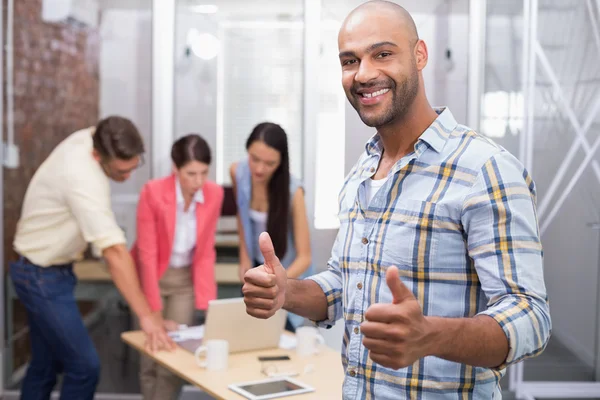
{"left": 361, "top": 266, "right": 434, "bottom": 370}
{"left": 386, "top": 266, "right": 416, "bottom": 305}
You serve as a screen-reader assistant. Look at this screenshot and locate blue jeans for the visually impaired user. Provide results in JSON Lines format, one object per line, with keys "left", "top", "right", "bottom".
{"left": 10, "top": 257, "right": 100, "bottom": 400}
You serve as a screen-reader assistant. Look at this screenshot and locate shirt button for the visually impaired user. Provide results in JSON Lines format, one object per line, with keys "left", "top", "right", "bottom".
{"left": 370, "top": 167, "right": 375, "bottom": 172}
{"left": 354, "top": 327, "right": 359, "bottom": 334}
{"left": 361, "top": 237, "right": 368, "bottom": 244}
{"left": 357, "top": 282, "right": 363, "bottom": 290}
{"left": 349, "top": 369, "right": 357, "bottom": 377}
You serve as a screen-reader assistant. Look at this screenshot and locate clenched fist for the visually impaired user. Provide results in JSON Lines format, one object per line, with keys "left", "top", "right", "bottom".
{"left": 361, "top": 266, "right": 434, "bottom": 369}
{"left": 242, "top": 232, "right": 288, "bottom": 319}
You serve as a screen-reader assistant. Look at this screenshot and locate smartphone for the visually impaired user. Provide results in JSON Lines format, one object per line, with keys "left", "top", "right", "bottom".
{"left": 258, "top": 355, "right": 291, "bottom": 362}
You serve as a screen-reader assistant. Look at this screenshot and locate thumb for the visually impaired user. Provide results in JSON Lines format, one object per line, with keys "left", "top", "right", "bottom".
{"left": 259, "top": 232, "right": 280, "bottom": 274}
{"left": 386, "top": 266, "right": 414, "bottom": 304}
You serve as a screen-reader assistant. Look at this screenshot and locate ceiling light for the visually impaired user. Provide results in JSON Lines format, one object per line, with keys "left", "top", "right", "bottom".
{"left": 187, "top": 29, "right": 220, "bottom": 60}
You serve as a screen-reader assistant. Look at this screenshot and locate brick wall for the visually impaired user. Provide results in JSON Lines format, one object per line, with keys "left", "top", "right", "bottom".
{"left": 2, "top": 0, "right": 100, "bottom": 373}
{"left": 3, "top": 0, "right": 100, "bottom": 267}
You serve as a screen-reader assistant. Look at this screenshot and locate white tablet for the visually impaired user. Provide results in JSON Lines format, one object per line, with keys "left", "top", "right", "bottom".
{"left": 228, "top": 377, "right": 314, "bottom": 400}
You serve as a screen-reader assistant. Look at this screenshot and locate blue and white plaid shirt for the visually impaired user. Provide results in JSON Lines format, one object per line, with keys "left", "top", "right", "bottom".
{"left": 309, "top": 108, "right": 551, "bottom": 399}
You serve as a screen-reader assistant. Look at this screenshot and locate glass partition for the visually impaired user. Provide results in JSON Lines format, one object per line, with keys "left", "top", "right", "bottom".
{"left": 482, "top": 0, "right": 600, "bottom": 397}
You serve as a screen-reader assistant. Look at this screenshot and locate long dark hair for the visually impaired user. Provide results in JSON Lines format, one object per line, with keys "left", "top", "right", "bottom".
{"left": 246, "top": 122, "right": 290, "bottom": 259}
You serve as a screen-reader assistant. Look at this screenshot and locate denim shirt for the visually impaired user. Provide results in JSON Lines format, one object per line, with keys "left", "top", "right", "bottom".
{"left": 235, "top": 159, "right": 313, "bottom": 327}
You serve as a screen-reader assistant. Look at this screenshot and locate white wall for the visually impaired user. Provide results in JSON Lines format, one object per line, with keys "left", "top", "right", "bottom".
{"left": 174, "top": 12, "right": 219, "bottom": 182}
{"left": 100, "top": 9, "right": 152, "bottom": 245}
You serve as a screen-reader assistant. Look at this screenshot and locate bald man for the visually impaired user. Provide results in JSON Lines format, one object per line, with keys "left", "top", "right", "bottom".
{"left": 242, "top": 1, "right": 551, "bottom": 398}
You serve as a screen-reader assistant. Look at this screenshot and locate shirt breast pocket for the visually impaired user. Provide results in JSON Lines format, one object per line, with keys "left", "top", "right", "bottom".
{"left": 376, "top": 199, "right": 453, "bottom": 268}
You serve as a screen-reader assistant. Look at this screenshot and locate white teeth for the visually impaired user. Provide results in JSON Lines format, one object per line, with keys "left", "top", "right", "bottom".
{"left": 363, "top": 88, "right": 389, "bottom": 98}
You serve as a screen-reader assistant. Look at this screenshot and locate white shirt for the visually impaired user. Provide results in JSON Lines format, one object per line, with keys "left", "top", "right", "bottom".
{"left": 363, "top": 175, "right": 389, "bottom": 208}
{"left": 249, "top": 209, "right": 268, "bottom": 264}
{"left": 169, "top": 179, "right": 204, "bottom": 268}
{"left": 14, "top": 128, "right": 126, "bottom": 266}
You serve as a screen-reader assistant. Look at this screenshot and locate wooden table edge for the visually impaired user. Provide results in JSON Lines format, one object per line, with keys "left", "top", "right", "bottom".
{"left": 121, "top": 331, "right": 227, "bottom": 400}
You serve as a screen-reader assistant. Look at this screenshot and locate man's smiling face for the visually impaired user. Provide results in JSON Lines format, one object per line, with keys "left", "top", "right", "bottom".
{"left": 338, "top": 10, "right": 420, "bottom": 128}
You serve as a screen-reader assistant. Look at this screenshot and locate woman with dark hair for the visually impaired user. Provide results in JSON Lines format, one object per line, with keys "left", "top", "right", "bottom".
{"left": 131, "top": 134, "right": 224, "bottom": 400}
{"left": 230, "top": 122, "right": 312, "bottom": 331}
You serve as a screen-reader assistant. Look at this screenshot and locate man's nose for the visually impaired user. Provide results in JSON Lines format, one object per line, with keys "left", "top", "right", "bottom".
{"left": 354, "top": 59, "right": 379, "bottom": 84}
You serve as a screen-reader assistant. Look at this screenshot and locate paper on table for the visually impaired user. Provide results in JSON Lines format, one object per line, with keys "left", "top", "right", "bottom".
{"left": 168, "top": 325, "right": 205, "bottom": 342}
{"left": 278, "top": 334, "right": 297, "bottom": 350}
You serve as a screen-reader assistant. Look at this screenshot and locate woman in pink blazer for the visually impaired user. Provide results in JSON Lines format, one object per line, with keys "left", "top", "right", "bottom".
{"left": 131, "top": 134, "right": 223, "bottom": 400}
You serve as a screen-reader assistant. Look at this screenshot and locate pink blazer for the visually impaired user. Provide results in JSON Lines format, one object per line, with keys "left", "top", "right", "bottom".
{"left": 131, "top": 175, "right": 224, "bottom": 311}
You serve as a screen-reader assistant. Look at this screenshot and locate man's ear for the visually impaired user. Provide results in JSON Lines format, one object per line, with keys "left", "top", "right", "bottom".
{"left": 91, "top": 149, "right": 102, "bottom": 162}
{"left": 414, "top": 39, "right": 428, "bottom": 71}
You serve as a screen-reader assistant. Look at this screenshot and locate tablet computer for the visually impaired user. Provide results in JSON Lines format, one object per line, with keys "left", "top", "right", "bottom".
{"left": 228, "top": 377, "right": 314, "bottom": 400}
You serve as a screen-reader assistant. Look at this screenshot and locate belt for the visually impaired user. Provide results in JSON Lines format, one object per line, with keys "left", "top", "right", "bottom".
{"left": 19, "top": 255, "right": 72, "bottom": 268}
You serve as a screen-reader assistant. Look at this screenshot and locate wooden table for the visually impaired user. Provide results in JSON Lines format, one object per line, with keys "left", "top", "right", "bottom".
{"left": 73, "top": 259, "right": 113, "bottom": 281}
{"left": 121, "top": 330, "right": 344, "bottom": 399}
{"left": 73, "top": 259, "right": 242, "bottom": 284}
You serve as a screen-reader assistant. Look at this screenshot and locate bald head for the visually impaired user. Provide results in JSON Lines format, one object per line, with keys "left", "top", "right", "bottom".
{"left": 342, "top": 1, "right": 419, "bottom": 47}
{"left": 337, "top": 0, "right": 429, "bottom": 129}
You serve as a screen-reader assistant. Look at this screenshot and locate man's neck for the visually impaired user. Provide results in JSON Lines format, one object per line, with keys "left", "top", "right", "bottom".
{"left": 376, "top": 96, "right": 438, "bottom": 163}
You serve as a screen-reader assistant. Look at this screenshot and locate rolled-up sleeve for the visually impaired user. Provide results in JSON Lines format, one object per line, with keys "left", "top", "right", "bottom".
{"left": 462, "top": 151, "right": 552, "bottom": 368}
{"left": 307, "top": 232, "right": 344, "bottom": 328}
{"left": 65, "top": 168, "right": 126, "bottom": 251}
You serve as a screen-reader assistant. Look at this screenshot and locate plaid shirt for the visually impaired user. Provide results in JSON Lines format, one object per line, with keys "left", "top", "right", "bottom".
{"left": 309, "top": 108, "right": 551, "bottom": 399}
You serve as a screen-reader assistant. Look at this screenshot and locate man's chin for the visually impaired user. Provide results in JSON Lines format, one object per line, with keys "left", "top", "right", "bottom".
{"left": 358, "top": 112, "right": 390, "bottom": 128}
{"left": 353, "top": 103, "right": 391, "bottom": 127}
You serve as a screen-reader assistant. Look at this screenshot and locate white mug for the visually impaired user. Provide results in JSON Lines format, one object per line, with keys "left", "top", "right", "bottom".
{"left": 195, "top": 339, "right": 229, "bottom": 371}
{"left": 295, "top": 326, "right": 325, "bottom": 357}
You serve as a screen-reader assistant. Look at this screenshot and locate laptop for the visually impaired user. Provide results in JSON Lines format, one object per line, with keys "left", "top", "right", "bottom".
{"left": 177, "top": 297, "right": 287, "bottom": 354}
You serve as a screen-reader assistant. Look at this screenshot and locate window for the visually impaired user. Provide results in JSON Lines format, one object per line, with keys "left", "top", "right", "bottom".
{"left": 481, "top": 91, "right": 524, "bottom": 138}
{"left": 217, "top": 21, "right": 304, "bottom": 185}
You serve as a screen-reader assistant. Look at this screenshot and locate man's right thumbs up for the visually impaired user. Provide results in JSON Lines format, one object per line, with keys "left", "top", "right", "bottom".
{"left": 259, "top": 232, "right": 280, "bottom": 275}
{"left": 242, "top": 232, "right": 287, "bottom": 319}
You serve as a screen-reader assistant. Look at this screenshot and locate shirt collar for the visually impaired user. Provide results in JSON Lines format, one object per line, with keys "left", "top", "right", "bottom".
{"left": 364, "top": 107, "right": 457, "bottom": 157}
{"left": 418, "top": 107, "right": 457, "bottom": 153}
{"left": 175, "top": 177, "right": 204, "bottom": 205}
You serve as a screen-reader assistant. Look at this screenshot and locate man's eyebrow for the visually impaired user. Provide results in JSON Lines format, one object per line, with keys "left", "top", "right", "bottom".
{"left": 338, "top": 41, "right": 399, "bottom": 58}
{"left": 339, "top": 50, "right": 356, "bottom": 58}
{"left": 366, "top": 41, "right": 398, "bottom": 52}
